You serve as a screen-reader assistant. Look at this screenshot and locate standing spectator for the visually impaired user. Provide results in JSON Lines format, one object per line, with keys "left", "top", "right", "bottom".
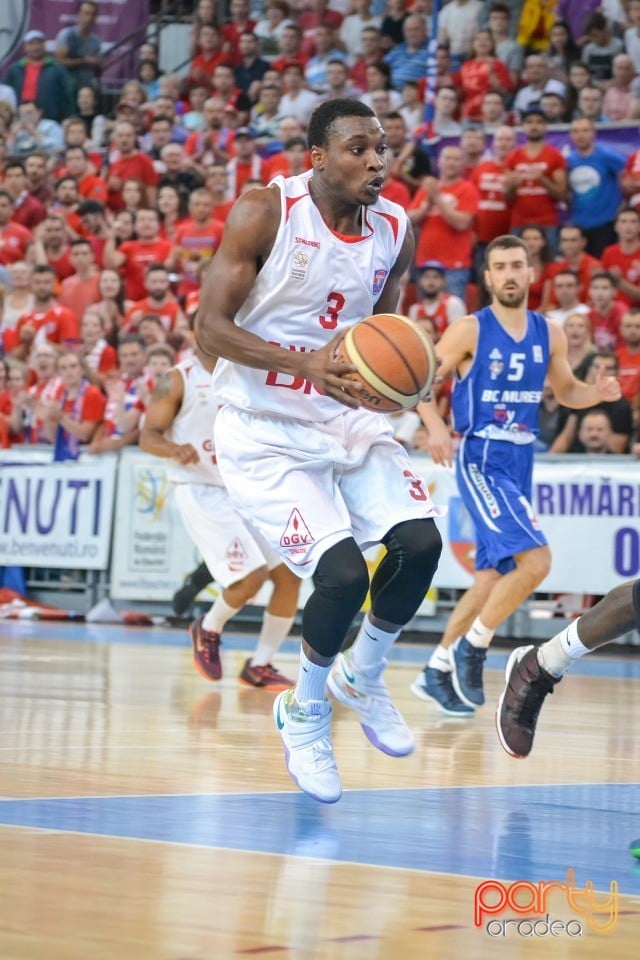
{"left": 235, "top": 32, "right": 270, "bottom": 99}
{"left": 602, "top": 206, "right": 640, "bottom": 307}
{"left": 168, "top": 189, "right": 225, "bottom": 300}
{"left": 399, "top": 79, "right": 424, "bottom": 134}
{"left": 224, "top": 128, "right": 268, "bottom": 199}
{"left": 576, "top": 85, "right": 606, "bottom": 122}
{"left": 542, "top": 19, "right": 580, "bottom": 84}
{"left": 203, "top": 165, "right": 235, "bottom": 222}
{"left": 546, "top": 270, "right": 591, "bottom": 325}
{"left": 24, "top": 153, "right": 53, "bottom": 207}
{"left": 76, "top": 308, "right": 118, "bottom": 386}
{"left": 384, "top": 14, "right": 430, "bottom": 92}
{"left": 504, "top": 106, "right": 567, "bottom": 252}
{"left": 32, "top": 214, "right": 74, "bottom": 281}
{"left": 77, "top": 201, "right": 110, "bottom": 267}
{"left": 438, "top": 0, "right": 483, "bottom": 60}
{"left": 380, "top": 0, "right": 407, "bottom": 52}
{"left": 188, "top": 25, "right": 229, "bottom": 90}
{"left": 589, "top": 271, "right": 626, "bottom": 350}
{"left": 75, "top": 85, "right": 107, "bottom": 147}
{"left": 55, "top": 0, "right": 102, "bottom": 94}
{"left": 458, "top": 29, "right": 514, "bottom": 120}
{"left": 470, "top": 124, "right": 517, "bottom": 279}
{"left": 125, "top": 264, "right": 184, "bottom": 332}
{"left": 14, "top": 265, "right": 78, "bottom": 358}
{"left": 384, "top": 111, "right": 432, "bottom": 196}
{"left": 184, "top": 97, "right": 236, "bottom": 174}
{"left": 512, "top": 55, "right": 567, "bottom": 119}
{"left": 271, "top": 24, "right": 308, "bottom": 74}
{"left": 0, "top": 261, "right": 34, "bottom": 334}
{"left": 615, "top": 308, "right": 640, "bottom": 404}
{"left": 480, "top": 90, "right": 511, "bottom": 132}
{"left": 157, "top": 184, "right": 183, "bottom": 242}
{"left": 563, "top": 312, "right": 596, "bottom": 380}
{"left": 581, "top": 12, "right": 623, "bottom": 84}
{"left": 551, "top": 352, "right": 632, "bottom": 454}
{"left": 566, "top": 117, "right": 625, "bottom": 257}
{"left": 304, "top": 24, "right": 347, "bottom": 94}
{"left": 4, "top": 160, "right": 46, "bottom": 231}
{"left": 277, "top": 64, "right": 320, "bottom": 127}
{"left": 65, "top": 146, "right": 108, "bottom": 205}
{"left": 105, "top": 120, "right": 158, "bottom": 212}
{"left": 255, "top": 2, "right": 295, "bottom": 61}
{"left": 58, "top": 238, "right": 101, "bottom": 326}
{"left": 42, "top": 351, "right": 105, "bottom": 458}
{"left": 408, "top": 146, "right": 479, "bottom": 301}
{"left": 487, "top": 3, "right": 523, "bottom": 85}
{"left": 251, "top": 83, "right": 286, "bottom": 137}
{"left": 0, "top": 192, "right": 33, "bottom": 267}
{"left": 407, "top": 261, "right": 466, "bottom": 336}
{"left": 93, "top": 268, "right": 127, "bottom": 341}
{"left": 222, "top": 0, "right": 257, "bottom": 62}
{"left": 624, "top": 0, "right": 640, "bottom": 74}
{"left": 105, "top": 208, "right": 171, "bottom": 303}
{"left": 547, "top": 224, "right": 602, "bottom": 306}
{"left": 521, "top": 223, "right": 555, "bottom": 312}
{"left": 6, "top": 30, "right": 73, "bottom": 123}
{"left": 620, "top": 145, "right": 640, "bottom": 213}
{"left": 602, "top": 54, "right": 635, "bottom": 121}
{"left": 341, "top": 0, "right": 381, "bottom": 59}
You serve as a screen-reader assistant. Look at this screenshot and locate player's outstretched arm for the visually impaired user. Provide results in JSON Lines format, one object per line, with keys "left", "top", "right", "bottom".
{"left": 546, "top": 319, "right": 621, "bottom": 409}
{"left": 195, "top": 186, "right": 364, "bottom": 408}
{"left": 140, "top": 370, "right": 198, "bottom": 464}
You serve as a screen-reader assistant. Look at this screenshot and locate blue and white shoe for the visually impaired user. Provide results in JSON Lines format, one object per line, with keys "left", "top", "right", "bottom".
{"left": 273, "top": 689, "right": 342, "bottom": 804}
{"left": 411, "top": 668, "right": 475, "bottom": 717}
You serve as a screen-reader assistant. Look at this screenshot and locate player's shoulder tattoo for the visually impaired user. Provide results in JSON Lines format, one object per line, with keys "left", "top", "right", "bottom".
{"left": 151, "top": 372, "right": 173, "bottom": 401}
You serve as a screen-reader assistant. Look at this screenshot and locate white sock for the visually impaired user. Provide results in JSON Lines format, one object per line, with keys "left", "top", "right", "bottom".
{"left": 251, "top": 612, "right": 295, "bottom": 666}
{"left": 202, "top": 595, "right": 241, "bottom": 633}
{"left": 537, "top": 620, "right": 589, "bottom": 678}
{"left": 295, "top": 648, "right": 331, "bottom": 705}
{"left": 427, "top": 644, "right": 452, "bottom": 673}
{"left": 465, "top": 617, "right": 494, "bottom": 649}
{"left": 351, "top": 614, "right": 400, "bottom": 670}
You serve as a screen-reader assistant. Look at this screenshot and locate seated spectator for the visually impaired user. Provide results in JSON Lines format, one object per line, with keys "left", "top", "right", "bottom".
{"left": 32, "top": 214, "right": 74, "bottom": 286}
{"left": 298, "top": 0, "right": 343, "bottom": 57}
{"left": 480, "top": 89, "right": 511, "bottom": 131}
{"left": 41, "top": 350, "right": 105, "bottom": 458}
{"left": 251, "top": 83, "right": 286, "bottom": 138}
{"left": 399, "top": 79, "right": 424, "bottom": 134}
{"left": 408, "top": 261, "right": 467, "bottom": 336}
{"left": 121, "top": 177, "right": 149, "bottom": 217}
{"left": 536, "top": 379, "right": 567, "bottom": 452}
{"left": 340, "top": 1, "right": 380, "bottom": 60}
{"left": 380, "top": 0, "right": 407, "bottom": 52}
{"left": 12, "top": 264, "right": 78, "bottom": 361}
{"left": 189, "top": 0, "right": 219, "bottom": 58}
{"left": 265, "top": 135, "right": 311, "bottom": 179}
{"left": 255, "top": 2, "right": 295, "bottom": 61}
{"left": 145, "top": 343, "right": 175, "bottom": 386}
{"left": 431, "top": 85, "right": 462, "bottom": 136}
{"left": 89, "top": 334, "right": 150, "bottom": 453}
{"left": 74, "top": 86, "right": 107, "bottom": 148}
{"left": 50, "top": 175, "right": 83, "bottom": 237}
{"left": 601, "top": 54, "right": 635, "bottom": 121}
{"left": 589, "top": 271, "right": 626, "bottom": 350}
{"left": 566, "top": 60, "right": 594, "bottom": 116}
{"left": 521, "top": 224, "right": 555, "bottom": 312}
{"left": 547, "top": 224, "right": 602, "bottom": 307}
{"left": 189, "top": 25, "right": 229, "bottom": 90}
{"left": 319, "top": 59, "right": 362, "bottom": 103}
{"left": 10, "top": 101, "right": 64, "bottom": 156}
{"left": 93, "top": 268, "right": 128, "bottom": 343}
{"left": 62, "top": 115, "right": 105, "bottom": 171}
{"left": 615, "top": 308, "right": 640, "bottom": 404}
{"left": 104, "top": 207, "right": 172, "bottom": 302}
{"left": 384, "top": 111, "right": 431, "bottom": 195}
{"left": 5, "top": 160, "right": 46, "bottom": 230}
{"left": 1, "top": 261, "right": 34, "bottom": 335}
{"left": 184, "top": 97, "right": 236, "bottom": 174}
{"left": 6, "top": 29, "right": 74, "bottom": 123}
{"left": 125, "top": 263, "right": 185, "bottom": 332}
{"left": 137, "top": 60, "right": 162, "bottom": 101}
{"left": 54, "top": 0, "right": 102, "bottom": 95}
{"left": 304, "top": 24, "right": 347, "bottom": 94}
{"left": 470, "top": 125, "right": 517, "bottom": 283}
{"left": 222, "top": 0, "right": 257, "bottom": 62}
{"left": 384, "top": 14, "right": 430, "bottom": 92}
{"left": 271, "top": 23, "right": 308, "bottom": 75}
{"left": 235, "top": 31, "right": 270, "bottom": 99}
{"left": 547, "top": 270, "right": 591, "bottom": 325}
{"left": 105, "top": 120, "right": 159, "bottom": 212}
{"left": 224, "top": 127, "right": 268, "bottom": 199}
{"left": 64, "top": 146, "right": 108, "bottom": 205}
{"left": 512, "top": 55, "right": 567, "bottom": 119}
{"left": 459, "top": 29, "right": 513, "bottom": 120}
{"left": 5, "top": 360, "right": 29, "bottom": 443}
{"left": 138, "top": 313, "right": 168, "bottom": 347}
{"left": 210, "top": 63, "right": 252, "bottom": 121}
{"left": 156, "top": 184, "right": 183, "bottom": 243}
{"left": 551, "top": 351, "right": 633, "bottom": 453}
{"left": 58, "top": 237, "right": 101, "bottom": 325}
{"left": 581, "top": 12, "right": 623, "bottom": 84}
{"left": 487, "top": 3, "right": 523, "bottom": 85}
{"left": 539, "top": 91, "right": 569, "bottom": 123}
{"left": 77, "top": 200, "right": 110, "bottom": 266}
{"left": 576, "top": 85, "right": 606, "bottom": 122}
{"left": 76, "top": 308, "right": 118, "bottom": 387}
{"left": 460, "top": 124, "right": 488, "bottom": 179}
{"left": 24, "top": 153, "right": 53, "bottom": 208}
{"left": 158, "top": 145, "right": 203, "bottom": 217}
{"left": 624, "top": 0, "right": 640, "bottom": 74}
{"left": 438, "top": 0, "right": 483, "bottom": 60}
{"left": 274, "top": 64, "right": 318, "bottom": 127}
{"left": 576, "top": 409, "right": 616, "bottom": 455}
{"left": 564, "top": 312, "right": 596, "bottom": 380}
{"left": 182, "top": 84, "right": 209, "bottom": 132}
{"left": 601, "top": 206, "right": 640, "bottom": 307}
{"left": 0, "top": 191, "right": 33, "bottom": 267}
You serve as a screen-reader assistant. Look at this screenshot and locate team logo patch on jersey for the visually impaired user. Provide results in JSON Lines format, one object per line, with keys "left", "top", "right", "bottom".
{"left": 489, "top": 348, "right": 504, "bottom": 380}
{"left": 290, "top": 247, "right": 311, "bottom": 281}
{"left": 280, "top": 508, "right": 314, "bottom": 550}
{"left": 226, "top": 537, "right": 249, "bottom": 572}
{"left": 468, "top": 463, "right": 501, "bottom": 518}
{"left": 533, "top": 345, "right": 543, "bottom": 363}
{"left": 372, "top": 269, "right": 388, "bottom": 296}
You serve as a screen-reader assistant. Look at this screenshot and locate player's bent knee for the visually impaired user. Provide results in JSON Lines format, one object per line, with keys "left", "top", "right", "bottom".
{"left": 302, "top": 539, "right": 369, "bottom": 658}
{"left": 383, "top": 518, "right": 443, "bottom": 569}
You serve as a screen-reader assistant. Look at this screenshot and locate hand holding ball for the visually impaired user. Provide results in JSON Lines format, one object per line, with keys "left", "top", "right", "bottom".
{"left": 335, "top": 313, "right": 437, "bottom": 412}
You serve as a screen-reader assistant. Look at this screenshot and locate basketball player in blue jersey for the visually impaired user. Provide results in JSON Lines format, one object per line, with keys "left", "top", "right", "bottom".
{"left": 195, "top": 99, "right": 443, "bottom": 804}
{"left": 497, "top": 578, "right": 640, "bottom": 757}
{"left": 416, "top": 234, "right": 620, "bottom": 716}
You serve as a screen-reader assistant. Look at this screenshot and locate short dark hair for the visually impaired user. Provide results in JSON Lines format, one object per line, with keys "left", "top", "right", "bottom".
{"left": 485, "top": 234, "right": 530, "bottom": 266}
{"left": 5, "top": 160, "right": 26, "bottom": 174}
{"left": 146, "top": 262, "right": 168, "bottom": 274}
{"left": 70, "top": 237, "right": 93, "bottom": 249}
{"left": 65, "top": 145, "right": 88, "bottom": 158}
{"left": 0, "top": 190, "right": 13, "bottom": 204}
{"left": 589, "top": 271, "right": 616, "bottom": 286}
{"left": 33, "top": 264, "right": 56, "bottom": 277}
{"left": 118, "top": 334, "right": 146, "bottom": 350}
{"left": 559, "top": 223, "right": 586, "bottom": 238}
{"left": 77, "top": 199, "right": 105, "bottom": 216}
{"left": 307, "top": 98, "right": 376, "bottom": 150}
{"left": 553, "top": 269, "right": 579, "bottom": 283}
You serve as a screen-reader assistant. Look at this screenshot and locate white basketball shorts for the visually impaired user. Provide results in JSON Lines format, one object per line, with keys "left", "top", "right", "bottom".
{"left": 173, "top": 482, "right": 281, "bottom": 588}
{"left": 214, "top": 405, "right": 440, "bottom": 578}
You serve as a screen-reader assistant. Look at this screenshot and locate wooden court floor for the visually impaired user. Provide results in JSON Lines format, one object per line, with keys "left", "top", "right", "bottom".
{"left": 0, "top": 620, "right": 639, "bottom": 960}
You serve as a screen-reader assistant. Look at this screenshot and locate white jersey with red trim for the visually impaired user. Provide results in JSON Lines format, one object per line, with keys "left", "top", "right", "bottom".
{"left": 167, "top": 355, "right": 222, "bottom": 486}
{"left": 211, "top": 170, "right": 408, "bottom": 421}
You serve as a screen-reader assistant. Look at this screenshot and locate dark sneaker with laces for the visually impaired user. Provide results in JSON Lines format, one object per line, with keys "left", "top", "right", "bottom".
{"left": 189, "top": 615, "right": 222, "bottom": 681}
{"left": 452, "top": 637, "right": 487, "bottom": 707}
{"left": 239, "top": 658, "right": 294, "bottom": 691}
{"left": 496, "top": 645, "right": 560, "bottom": 758}
{"left": 411, "top": 668, "right": 475, "bottom": 717}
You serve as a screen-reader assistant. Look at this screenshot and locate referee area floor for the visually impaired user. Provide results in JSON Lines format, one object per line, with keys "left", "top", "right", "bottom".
{"left": 0, "top": 620, "right": 639, "bottom": 959}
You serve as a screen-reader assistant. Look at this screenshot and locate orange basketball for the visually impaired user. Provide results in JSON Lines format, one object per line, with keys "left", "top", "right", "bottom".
{"left": 336, "top": 313, "right": 437, "bottom": 412}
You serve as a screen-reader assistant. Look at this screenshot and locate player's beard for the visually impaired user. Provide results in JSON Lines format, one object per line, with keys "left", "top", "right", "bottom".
{"left": 494, "top": 286, "right": 527, "bottom": 308}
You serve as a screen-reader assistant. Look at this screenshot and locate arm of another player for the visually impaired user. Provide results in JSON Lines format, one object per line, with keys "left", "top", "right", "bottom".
{"left": 546, "top": 319, "right": 621, "bottom": 408}
{"left": 416, "top": 313, "right": 479, "bottom": 467}
{"left": 373, "top": 224, "right": 415, "bottom": 314}
{"left": 139, "top": 370, "right": 198, "bottom": 464}
{"left": 195, "top": 186, "right": 363, "bottom": 408}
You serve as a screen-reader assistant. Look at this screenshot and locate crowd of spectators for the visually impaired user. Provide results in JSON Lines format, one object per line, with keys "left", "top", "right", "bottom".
{"left": 1, "top": 0, "right": 640, "bottom": 459}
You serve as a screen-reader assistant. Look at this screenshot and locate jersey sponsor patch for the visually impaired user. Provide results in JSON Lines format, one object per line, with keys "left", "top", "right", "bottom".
{"left": 290, "top": 247, "right": 311, "bottom": 281}
{"left": 489, "top": 348, "right": 504, "bottom": 380}
{"left": 280, "top": 507, "right": 314, "bottom": 549}
{"left": 533, "top": 344, "right": 543, "bottom": 363}
{"left": 467, "top": 463, "right": 501, "bottom": 518}
{"left": 226, "top": 537, "right": 249, "bottom": 572}
{"left": 372, "top": 268, "right": 388, "bottom": 296}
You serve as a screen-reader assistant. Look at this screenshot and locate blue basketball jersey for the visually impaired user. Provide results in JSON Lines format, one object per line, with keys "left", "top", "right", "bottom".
{"left": 451, "top": 306, "right": 550, "bottom": 444}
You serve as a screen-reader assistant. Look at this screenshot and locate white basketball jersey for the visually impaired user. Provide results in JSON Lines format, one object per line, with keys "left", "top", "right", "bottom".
{"left": 211, "top": 170, "right": 408, "bottom": 421}
{"left": 167, "top": 356, "right": 222, "bottom": 486}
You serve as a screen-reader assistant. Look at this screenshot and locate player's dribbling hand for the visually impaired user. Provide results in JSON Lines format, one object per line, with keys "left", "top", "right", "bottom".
{"left": 299, "top": 331, "right": 364, "bottom": 409}
{"left": 594, "top": 363, "right": 621, "bottom": 403}
{"left": 423, "top": 419, "right": 454, "bottom": 468}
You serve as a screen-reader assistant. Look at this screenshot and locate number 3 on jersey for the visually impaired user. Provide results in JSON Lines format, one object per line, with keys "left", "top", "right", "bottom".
{"left": 319, "top": 291, "right": 345, "bottom": 329}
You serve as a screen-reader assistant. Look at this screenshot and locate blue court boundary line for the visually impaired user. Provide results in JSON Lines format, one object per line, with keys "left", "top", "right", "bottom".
{"left": 1, "top": 620, "right": 639, "bottom": 678}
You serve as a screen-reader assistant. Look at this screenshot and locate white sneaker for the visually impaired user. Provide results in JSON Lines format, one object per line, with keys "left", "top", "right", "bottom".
{"left": 273, "top": 689, "right": 342, "bottom": 804}
{"left": 327, "top": 651, "right": 415, "bottom": 757}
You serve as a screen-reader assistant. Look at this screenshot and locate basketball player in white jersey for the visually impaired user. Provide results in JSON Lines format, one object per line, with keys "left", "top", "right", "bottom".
{"left": 139, "top": 347, "right": 301, "bottom": 690}
{"left": 195, "top": 99, "right": 443, "bottom": 804}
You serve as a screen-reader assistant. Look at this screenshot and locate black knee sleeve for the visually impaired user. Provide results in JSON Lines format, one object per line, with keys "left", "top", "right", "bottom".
{"left": 371, "top": 518, "right": 442, "bottom": 626}
{"left": 302, "top": 538, "right": 370, "bottom": 658}
{"left": 633, "top": 579, "right": 640, "bottom": 631}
